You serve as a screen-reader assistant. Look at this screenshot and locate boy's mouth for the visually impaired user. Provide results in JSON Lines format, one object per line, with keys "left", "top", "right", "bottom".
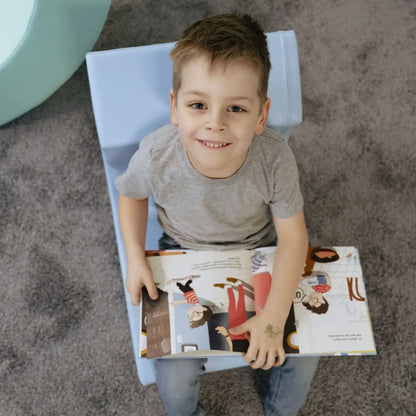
{"left": 198, "top": 139, "right": 230, "bottom": 148}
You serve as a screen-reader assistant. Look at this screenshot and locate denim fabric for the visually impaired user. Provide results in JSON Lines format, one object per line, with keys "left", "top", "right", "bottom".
{"left": 156, "top": 233, "right": 319, "bottom": 415}
{"left": 155, "top": 358, "right": 207, "bottom": 416}
{"left": 158, "top": 232, "right": 277, "bottom": 250}
{"left": 264, "top": 357, "right": 320, "bottom": 416}
{"left": 158, "top": 232, "right": 183, "bottom": 250}
{"left": 155, "top": 356, "right": 319, "bottom": 416}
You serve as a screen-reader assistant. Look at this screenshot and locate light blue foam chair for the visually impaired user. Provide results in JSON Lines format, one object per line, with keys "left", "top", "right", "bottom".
{"left": 86, "top": 31, "right": 302, "bottom": 385}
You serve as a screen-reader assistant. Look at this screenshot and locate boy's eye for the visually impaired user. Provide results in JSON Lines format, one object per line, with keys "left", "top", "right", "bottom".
{"left": 229, "top": 105, "right": 244, "bottom": 113}
{"left": 191, "top": 103, "right": 206, "bottom": 110}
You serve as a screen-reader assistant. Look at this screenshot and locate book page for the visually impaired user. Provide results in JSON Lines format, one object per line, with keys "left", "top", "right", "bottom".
{"left": 146, "top": 250, "right": 257, "bottom": 357}
{"left": 293, "top": 246, "right": 376, "bottom": 355}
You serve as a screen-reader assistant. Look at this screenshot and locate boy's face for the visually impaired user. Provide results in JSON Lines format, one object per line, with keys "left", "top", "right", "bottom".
{"left": 170, "top": 56, "right": 270, "bottom": 179}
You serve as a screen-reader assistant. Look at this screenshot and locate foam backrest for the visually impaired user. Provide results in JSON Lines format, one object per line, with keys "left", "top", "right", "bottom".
{"left": 87, "top": 31, "right": 301, "bottom": 151}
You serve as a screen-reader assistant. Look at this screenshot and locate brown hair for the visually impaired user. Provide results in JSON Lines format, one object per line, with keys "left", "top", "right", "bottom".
{"left": 310, "top": 247, "right": 340, "bottom": 263}
{"left": 302, "top": 298, "right": 329, "bottom": 315}
{"left": 170, "top": 13, "right": 271, "bottom": 104}
{"left": 189, "top": 305, "right": 213, "bottom": 329}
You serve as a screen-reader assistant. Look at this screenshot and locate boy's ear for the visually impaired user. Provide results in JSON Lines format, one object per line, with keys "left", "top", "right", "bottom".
{"left": 255, "top": 98, "right": 271, "bottom": 134}
{"left": 170, "top": 89, "right": 179, "bottom": 126}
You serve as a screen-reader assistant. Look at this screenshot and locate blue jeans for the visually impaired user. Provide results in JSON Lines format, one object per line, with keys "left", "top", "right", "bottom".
{"left": 155, "top": 356, "right": 319, "bottom": 416}
{"left": 155, "top": 358, "right": 207, "bottom": 416}
{"left": 156, "top": 233, "right": 319, "bottom": 415}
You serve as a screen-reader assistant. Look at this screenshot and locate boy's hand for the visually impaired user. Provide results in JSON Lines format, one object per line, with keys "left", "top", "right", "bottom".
{"left": 126, "top": 257, "right": 159, "bottom": 305}
{"left": 229, "top": 312, "right": 286, "bottom": 370}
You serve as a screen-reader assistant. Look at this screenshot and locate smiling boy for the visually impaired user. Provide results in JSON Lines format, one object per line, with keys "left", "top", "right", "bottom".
{"left": 170, "top": 55, "right": 269, "bottom": 179}
{"left": 116, "top": 13, "right": 318, "bottom": 416}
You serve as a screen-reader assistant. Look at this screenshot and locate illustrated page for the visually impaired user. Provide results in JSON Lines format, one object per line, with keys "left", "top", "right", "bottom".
{"left": 143, "top": 247, "right": 281, "bottom": 357}
{"left": 293, "top": 246, "right": 376, "bottom": 355}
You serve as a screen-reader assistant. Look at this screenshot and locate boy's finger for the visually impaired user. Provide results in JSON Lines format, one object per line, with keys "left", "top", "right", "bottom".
{"left": 145, "top": 280, "right": 159, "bottom": 300}
{"left": 250, "top": 349, "right": 267, "bottom": 369}
{"left": 243, "top": 340, "right": 259, "bottom": 363}
{"left": 274, "top": 350, "right": 286, "bottom": 367}
{"left": 130, "top": 291, "right": 140, "bottom": 306}
{"left": 262, "top": 350, "right": 277, "bottom": 370}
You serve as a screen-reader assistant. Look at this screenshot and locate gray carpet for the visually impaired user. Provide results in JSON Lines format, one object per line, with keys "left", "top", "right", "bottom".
{"left": 1, "top": 1, "right": 415, "bottom": 415}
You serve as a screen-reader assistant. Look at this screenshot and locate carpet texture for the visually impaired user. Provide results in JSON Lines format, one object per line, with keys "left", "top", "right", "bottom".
{"left": 1, "top": 1, "right": 415, "bottom": 415}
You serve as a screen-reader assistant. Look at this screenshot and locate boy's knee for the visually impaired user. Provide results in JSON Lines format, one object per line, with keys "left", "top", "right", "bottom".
{"left": 155, "top": 358, "right": 207, "bottom": 392}
{"left": 155, "top": 358, "right": 207, "bottom": 415}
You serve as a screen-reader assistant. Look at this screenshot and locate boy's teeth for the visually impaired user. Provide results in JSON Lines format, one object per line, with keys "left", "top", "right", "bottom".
{"left": 203, "top": 140, "right": 228, "bottom": 148}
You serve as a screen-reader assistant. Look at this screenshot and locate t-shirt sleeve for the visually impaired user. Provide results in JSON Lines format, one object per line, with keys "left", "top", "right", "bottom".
{"left": 269, "top": 144, "right": 304, "bottom": 218}
{"left": 114, "top": 141, "right": 153, "bottom": 199}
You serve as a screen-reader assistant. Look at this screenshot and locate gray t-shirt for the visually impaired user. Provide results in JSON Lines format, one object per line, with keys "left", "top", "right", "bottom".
{"left": 115, "top": 124, "right": 303, "bottom": 250}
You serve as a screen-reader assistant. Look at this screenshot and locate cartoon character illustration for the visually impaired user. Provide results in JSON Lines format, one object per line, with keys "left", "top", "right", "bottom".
{"left": 171, "top": 279, "right": 213, "bottom": 329}
{"left": 301, "top": 272, "right": 332, "bottom": 314}
{"left": 214, "top": 278, "right": 254, "bottom": 299}
{"left": 303, "top": 246, "right": 339, "bottom": 277}
{"left": 300, "top": 247, "right": 340, "bottom": 315}
{"left": 214, "top": 282, "right": 250, "bottom": 352}
{"left": 214, "top": 274, "right": 271, "bottom": 351}
{"left": 251, "top": 250, "right": 267, "bottom": 272}
{"left": 310, "top": 247, "right": 339, "bottom": 263}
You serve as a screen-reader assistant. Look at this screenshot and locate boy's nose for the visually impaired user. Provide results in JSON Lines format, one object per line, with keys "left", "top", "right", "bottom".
{"left": 206, "top": 109, "right": 226, "bottom": 131}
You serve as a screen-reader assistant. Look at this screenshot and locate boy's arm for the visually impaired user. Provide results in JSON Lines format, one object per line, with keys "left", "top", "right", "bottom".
{"left": 118, "top": 195, "right": 159, "bottom": 304}
{"left": 230, "top": 210, "right": 308, "bottom": 370}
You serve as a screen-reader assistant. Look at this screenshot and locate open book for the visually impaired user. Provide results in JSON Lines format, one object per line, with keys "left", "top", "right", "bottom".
{"left": 140, "top": 246, "right": 376, "bottom": 359}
